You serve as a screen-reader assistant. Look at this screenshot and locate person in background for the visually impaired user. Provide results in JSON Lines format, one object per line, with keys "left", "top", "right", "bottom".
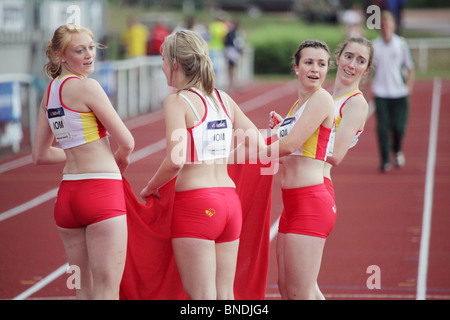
{"left": 372, "top": 10, "right": 414, "bottom": 172}
{"left": 121, "top": 16, "right": 149, "bottom": 58}
{"left": 267, "top": 40, "right": 335, "bottom": 300}
{"left": 224, "top": 20, "right": 245, "bottom": 91}
{"left": 32, "top": 24, "right": 135, "bottom": 299}
{"left": 147, "top": 21, "right": 171, "bottom": 55}
{"left": 208, "top": 13, "right": 229, "bottom": 77}
{"left": 341, "top": 4, "right": 364, "bottom": 38}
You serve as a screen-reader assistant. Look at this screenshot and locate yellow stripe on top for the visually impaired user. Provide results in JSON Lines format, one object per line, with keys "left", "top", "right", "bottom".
{"left": 80, "top": 112, "right": 103, "bottom": 143}
{"left": 287, "top": 100, "right": 299, "bottom": 117}
{"left": 302, "top": 126, "right": 320, "bottom": 158}
{"left": 277, "top": 88, "right": 332, "bottom": 161}
{"left": 334, "top": 90, "right": 362, "bottom": 102}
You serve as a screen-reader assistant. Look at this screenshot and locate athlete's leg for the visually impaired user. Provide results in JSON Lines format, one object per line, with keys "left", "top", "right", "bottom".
{"left": 375, "top": 97, "right": 391, "bottom": 169}
{"left": 172, "top": 237, "right": 217, "bottom": 300}
{"left": 58, "top": 226, "right": 93, "bottom": 299}
{"left": 283, "top": 233, "right": 326, "bottom": 300}
{"left": 85, "top": 215, "right": 127, "bottom": 299}
{"left": 215, "top": 239, "right": 239, "bottom": 300}
{"left": 391, "top": 96, "right": 409, "bottom": 155}
{"left": 315, "top": 282, "right": 326, "bottom": 300}
{"left": 276, "top": 233, "right": 288, "bottom": 299}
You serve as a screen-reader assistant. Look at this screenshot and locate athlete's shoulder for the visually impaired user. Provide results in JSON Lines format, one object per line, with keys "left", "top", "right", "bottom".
{"left": 163, "top": 92, "right": 190, "bottom": 113}
{"left": 342, "top": 93, "right": 368, "bottom": 119}
{"left": 311, "top": 88, "right": 334, "bottom": 106}
{"left": 64, "top": 76, "right": 101, "bottom": 94}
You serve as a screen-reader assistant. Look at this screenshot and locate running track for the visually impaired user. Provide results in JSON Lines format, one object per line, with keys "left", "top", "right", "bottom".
{"left": 0, "top": 79, "right": 449, "bottom": 300}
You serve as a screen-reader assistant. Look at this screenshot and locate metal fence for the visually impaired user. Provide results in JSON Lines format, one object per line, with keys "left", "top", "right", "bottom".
{"left": 407, "top": 37, "right": 450, "bottom": 73}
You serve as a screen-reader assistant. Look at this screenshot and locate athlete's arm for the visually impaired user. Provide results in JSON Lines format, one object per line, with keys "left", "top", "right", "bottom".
{"left": 265, "top": 89, "right": 334, "bottom": 159}
{"left": 140, "top": 94, "right": 186, "bottom": 200}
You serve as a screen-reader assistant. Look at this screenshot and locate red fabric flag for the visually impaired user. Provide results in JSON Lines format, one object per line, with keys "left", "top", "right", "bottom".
{"left": 119, "top": 162, "right": 273, "bottom": 300}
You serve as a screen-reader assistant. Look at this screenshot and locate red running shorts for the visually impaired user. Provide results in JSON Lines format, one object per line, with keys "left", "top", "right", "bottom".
{"left": 54, "top": 173, "right": 126, "bottom": 229}
{"left": 171, "top": 187, "right": 242, "bottom": 243}
{"left": 278, "top": 183, "right": 337, "bottom": 239}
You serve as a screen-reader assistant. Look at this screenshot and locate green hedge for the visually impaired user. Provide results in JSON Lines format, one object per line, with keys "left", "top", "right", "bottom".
{"left": 248, "top": 22, "right": 348, "bottom": 74}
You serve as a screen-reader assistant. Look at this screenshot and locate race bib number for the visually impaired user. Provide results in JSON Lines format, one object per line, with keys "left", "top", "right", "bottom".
{"left": 206, "top": 119, "right": 228, "bottom": 156}
{"left": 277, "top": 117, "right": 295, "bottom": 138}
{"left": 47, "top": 107, "right": 72, "bottom": 142}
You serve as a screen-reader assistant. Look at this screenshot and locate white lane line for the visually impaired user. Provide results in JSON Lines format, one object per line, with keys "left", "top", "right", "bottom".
{"left": 0, "top": 188, "right": 58, "bottom": 223}
{"left": 0, "top": 155, "right": 33, "bottom": 174}
{"left": 12, "top": 263, "right": 69, "bottom": 300}
{"left": 416, "top": 77, "right": 442, "bottom": 300}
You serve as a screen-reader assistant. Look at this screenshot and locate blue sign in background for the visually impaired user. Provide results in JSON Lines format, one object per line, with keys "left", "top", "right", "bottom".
{"left": 0, "top": 82, "right": 21, "bottom": 122}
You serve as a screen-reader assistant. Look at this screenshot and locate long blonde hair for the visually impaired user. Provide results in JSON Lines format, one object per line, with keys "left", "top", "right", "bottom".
{"left": 161, "top": 30, "right": 215, "bottom": 95}
{"left": 44, "top": 24, "right": 96, "bottom": 79}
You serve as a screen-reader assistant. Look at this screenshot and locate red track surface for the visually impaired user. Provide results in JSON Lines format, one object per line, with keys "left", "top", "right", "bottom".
{"left": 1, "top": 79, "right": 449, "bottom": 300}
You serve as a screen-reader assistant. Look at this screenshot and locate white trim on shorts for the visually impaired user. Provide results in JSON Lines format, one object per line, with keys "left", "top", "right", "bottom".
{"left": 62, "top": 173, "right": 122, "bottom": 181}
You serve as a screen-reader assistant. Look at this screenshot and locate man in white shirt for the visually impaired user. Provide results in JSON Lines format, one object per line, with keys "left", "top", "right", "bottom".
{"left": 372, "top": 10, "right": 414, "bottom": 172}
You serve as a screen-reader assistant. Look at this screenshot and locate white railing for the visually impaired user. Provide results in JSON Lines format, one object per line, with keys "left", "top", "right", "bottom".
{"left": 93, "top": 46, "right": 254, "bottom": 119}
{"left": 94, "top": 55, "right": 171, "bottom": 119}
{"left": 407, "top": 37, "right": 450, "bottom": 73}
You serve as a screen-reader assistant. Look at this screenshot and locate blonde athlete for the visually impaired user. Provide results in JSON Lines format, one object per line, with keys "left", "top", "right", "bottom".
{"left": 140, "top": 30, "right": 265, "bottom": 300}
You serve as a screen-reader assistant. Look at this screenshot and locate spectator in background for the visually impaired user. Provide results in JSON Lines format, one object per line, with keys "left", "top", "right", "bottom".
{"left": 174, "top": 16, "right": 209, "bottom": 41}
{"left": 386, "top": 0, "right": 406, "bottom": 34}
{"left": 342, "top": 4, "right": 364, "bottom": 38}
{"left": 208, "top": 13, "right": 229, "bottom": 77}
{"left": 147, "top": 21, "right": 171, "bottom": 55}
{"left": 372, "top": 10, "right": 414, "bottom": 172}
{"left": 224, "top": 20, "right": 245, "bottom": 91}
{"left": 121, "top": 16, "right": 149, "bottom": 58}
{"left": 186, "top": 16, "right": 209, "bottom": 40}
{"left": 209, "top": 14, "right": 228, "bottom": 51}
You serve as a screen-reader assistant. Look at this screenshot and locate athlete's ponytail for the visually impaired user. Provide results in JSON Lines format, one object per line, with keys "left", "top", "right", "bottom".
{"left": 161, "top": 30, "right": 216, "bottom": 95}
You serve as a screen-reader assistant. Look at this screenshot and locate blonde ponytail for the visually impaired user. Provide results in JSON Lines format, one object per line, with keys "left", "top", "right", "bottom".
{"left": 161, "top": 30, "right": 216, "bottom": 95}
